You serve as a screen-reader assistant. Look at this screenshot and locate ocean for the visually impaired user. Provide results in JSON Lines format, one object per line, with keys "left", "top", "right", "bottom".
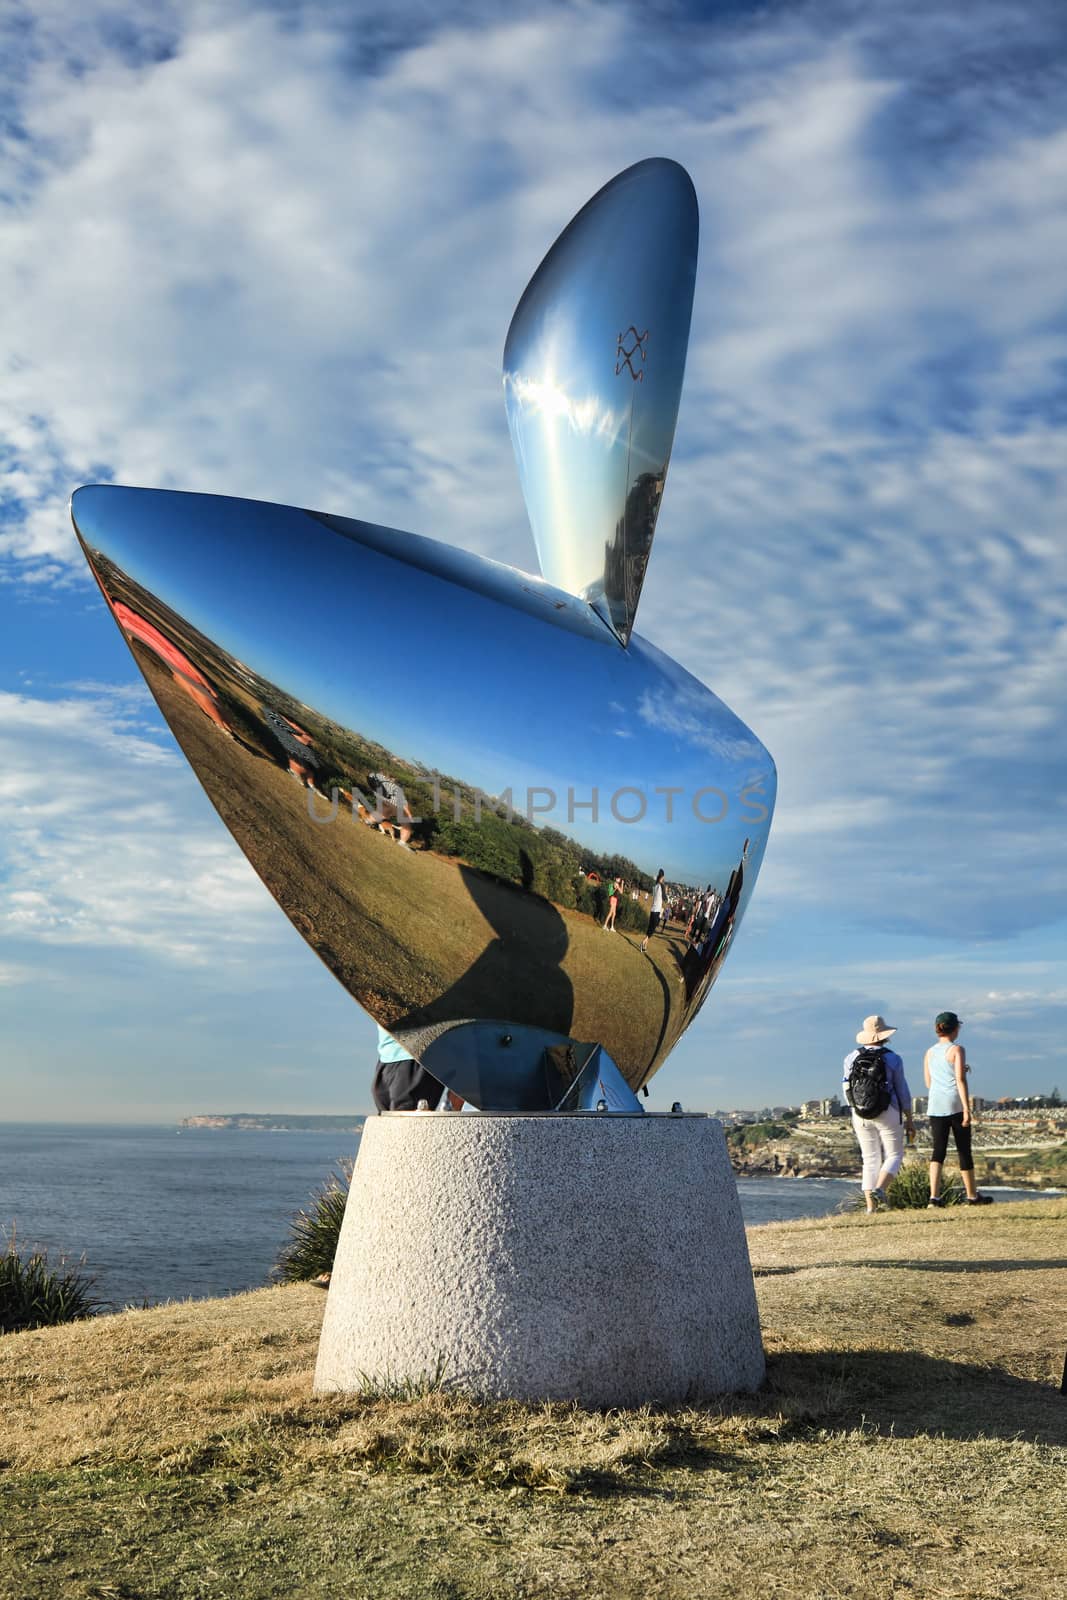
{"left": 0, "top": 1123, "right": 1058, "bottom": 1311}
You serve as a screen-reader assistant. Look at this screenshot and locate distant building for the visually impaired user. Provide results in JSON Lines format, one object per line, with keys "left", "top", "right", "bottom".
{"left": 820, "top": 1096, "right": 842, "bottom": 1117}
{"left": 801, "top": 1100, "right": 822, "bottom": 1119}
{"left": 912, "top": 1095, "right": 928, "bottom": 1116}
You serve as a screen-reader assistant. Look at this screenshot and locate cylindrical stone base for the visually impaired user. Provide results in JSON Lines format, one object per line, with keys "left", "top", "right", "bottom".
{"left": 314, "top": 1113, "right": 764, "bottom": 1406}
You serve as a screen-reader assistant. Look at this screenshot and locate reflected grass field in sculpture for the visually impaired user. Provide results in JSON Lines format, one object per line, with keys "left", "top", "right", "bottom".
{"left": 133, "top": 627, "right": 704, "bottom": 1085}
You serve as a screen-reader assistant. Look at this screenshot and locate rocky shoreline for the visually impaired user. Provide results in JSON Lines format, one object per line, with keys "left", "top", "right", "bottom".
{"left": 730, "top": 1151, "right": 853, "bottom": 1181}
{"left": 729, "top": 1141, "right": 1066, "bottom": 1189}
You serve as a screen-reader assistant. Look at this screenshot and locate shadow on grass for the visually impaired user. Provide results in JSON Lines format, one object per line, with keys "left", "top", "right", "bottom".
{"left": 309, "top": 1348, "right": 1067, "bottom": 1495}
{"left": 566, "top": 1430, "right": 740, "bottom": 1497}
{"left": 860, "top": 1257, "right": 1067, "bottom": 1274}
{"left": 764, "top": 1348, "right": 1067, "bottom": 1446}
{"left": 756, "top": 1258, "right": 1067, "bottom": 1276}
{"left": 319, "top": 1404, "right": 744, "bottom": 1497}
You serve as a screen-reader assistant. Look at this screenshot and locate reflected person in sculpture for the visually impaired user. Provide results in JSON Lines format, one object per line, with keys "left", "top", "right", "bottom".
{"left": 369, "top": 772, "right": 415, "bottom": 849}
{"left": 260, "top": 705, "right": 321, "bottom": 788}
{"left": 640, "top": 870, "right": 666, "bottom": 952}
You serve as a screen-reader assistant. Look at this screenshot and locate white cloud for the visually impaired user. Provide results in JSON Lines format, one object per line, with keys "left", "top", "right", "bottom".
{"left": 684, "top": 944, "right": 1067, "bottom": 1102}
{"left": 0, "top": 960, "right": 34, "bottom": 986}
{"left": 0, "top": 688, "right": 280, "bottom": 962}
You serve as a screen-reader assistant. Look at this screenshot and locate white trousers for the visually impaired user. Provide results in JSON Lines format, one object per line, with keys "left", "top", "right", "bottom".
{"left": 851, "top": 1109, "right": 906, "bottom": 1192}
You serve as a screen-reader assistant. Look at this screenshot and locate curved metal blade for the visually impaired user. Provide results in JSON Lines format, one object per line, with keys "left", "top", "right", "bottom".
{"left": 504, "top": 158, "right": 698, "bottom": 645}
{"left": 70, "top": 482, "right": 774, "bottom": 1109}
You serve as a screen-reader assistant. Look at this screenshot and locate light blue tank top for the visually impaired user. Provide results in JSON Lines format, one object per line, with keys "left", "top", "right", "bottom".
{"left": 926, "top": 1039, "right": 963, "bottom": 1116}
{"left": 376, "top": 1024, "right": 412, "bottom": 1064}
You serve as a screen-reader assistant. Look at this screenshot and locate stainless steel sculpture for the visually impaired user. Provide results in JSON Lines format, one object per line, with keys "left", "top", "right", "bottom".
{"left": 72, "top": 158, "right": 776, "bottom": 1112}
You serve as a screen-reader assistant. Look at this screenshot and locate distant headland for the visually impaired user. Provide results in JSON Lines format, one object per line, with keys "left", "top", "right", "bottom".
{"left": 180, "top": 1114, "right": 365, "bottom": 1131}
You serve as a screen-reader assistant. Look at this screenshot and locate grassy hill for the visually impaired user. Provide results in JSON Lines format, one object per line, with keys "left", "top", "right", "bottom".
{"left": 1, "top": 1200, "right": 1064, "bottom": 1599}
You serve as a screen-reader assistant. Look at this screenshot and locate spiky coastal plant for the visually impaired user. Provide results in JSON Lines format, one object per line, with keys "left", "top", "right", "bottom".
{"left": 886, "top": 1160, "right": 965, "bottom": 1209}
{"left": 274, "top": 1161, "right": 353, "bottom": 1282}
{"left": 1, "top": 1238, "right": 102, "bottom": 1334}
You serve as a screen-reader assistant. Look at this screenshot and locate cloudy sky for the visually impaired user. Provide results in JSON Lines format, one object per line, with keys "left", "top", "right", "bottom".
{"left": 3, "top": 0, "right": 1066, "bottom": 1121}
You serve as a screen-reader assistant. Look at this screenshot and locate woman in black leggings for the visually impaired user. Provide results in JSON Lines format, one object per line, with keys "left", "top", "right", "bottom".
{"left": 923, "top": 1011, "right": 992, "bottom": 1207}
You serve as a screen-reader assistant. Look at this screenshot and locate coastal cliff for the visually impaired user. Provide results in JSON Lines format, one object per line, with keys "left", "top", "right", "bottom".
{"left": 180, "top": 1114, "right": 365, "bottom": 1132}
{"left": 728, "top": 1121, "right": 1067, "bottom": 1187}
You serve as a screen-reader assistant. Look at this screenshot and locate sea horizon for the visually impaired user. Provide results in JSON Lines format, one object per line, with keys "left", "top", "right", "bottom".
{"left": 2, "top": 1122, "right": 1062, "bottom": 1313}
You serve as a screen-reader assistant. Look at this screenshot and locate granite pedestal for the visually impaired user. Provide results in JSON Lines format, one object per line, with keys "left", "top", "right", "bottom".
{"left": 314, "top": 1112, "right": 764, "bottom": 1406}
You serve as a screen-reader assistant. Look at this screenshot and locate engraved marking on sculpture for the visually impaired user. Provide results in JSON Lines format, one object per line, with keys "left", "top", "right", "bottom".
{"left": 615, "top": 326, "right": 648, "bottom": 381}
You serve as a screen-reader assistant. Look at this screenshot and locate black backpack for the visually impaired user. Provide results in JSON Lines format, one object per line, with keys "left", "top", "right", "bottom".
{"left": 846, "top": 1046, "right": 891, "bottom": 1119}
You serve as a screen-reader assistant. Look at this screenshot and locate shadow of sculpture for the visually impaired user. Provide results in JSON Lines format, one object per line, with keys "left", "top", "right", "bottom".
{"left": 396, "top": 864, "right": 575, "bottom": 1037}
{"left": 755, "top": 1258, "right": 1067, "bottom": 1277}
{"left": 760, "top": 1349, "right": 1067, "bottom": 1447}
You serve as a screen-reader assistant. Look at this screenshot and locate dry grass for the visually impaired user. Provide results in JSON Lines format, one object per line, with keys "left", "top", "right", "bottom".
{"left": 1, "top": 1202, "right": 1064, "bottom": 1599}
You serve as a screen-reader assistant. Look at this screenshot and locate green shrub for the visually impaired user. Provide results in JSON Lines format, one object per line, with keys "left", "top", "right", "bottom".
{"left": 419, "top": 796, "right": 651, "bottom": 919}
{"left": 275, "top": 1162, "right": 352, "bottom": 1282}
{"left": 886, "top": 1160, "right": 965, "bottom": 1209}
{"left": 1024, "top": 1140, "right": 1067, "bottom": 1183}
{"left": 1, "top": 1239, "right": 102, "bottom": 1333}
{"left": 726, "top": 1121, "right": 791, "bottom": 1150}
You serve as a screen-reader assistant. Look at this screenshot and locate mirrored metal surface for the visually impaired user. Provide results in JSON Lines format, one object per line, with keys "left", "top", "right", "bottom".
{"left": 72, "top": 479, "right": 774, "bottom": 1111}
{"left": 504, "top": 158, "right": 698, "bottom": 645}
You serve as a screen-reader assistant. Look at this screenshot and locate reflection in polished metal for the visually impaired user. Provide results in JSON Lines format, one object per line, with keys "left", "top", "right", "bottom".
{"left": 504, "top": 159, "right": 698, "bottom": 645}
{"left": 72, "top": 159, "right": 775, "bottom": 1113}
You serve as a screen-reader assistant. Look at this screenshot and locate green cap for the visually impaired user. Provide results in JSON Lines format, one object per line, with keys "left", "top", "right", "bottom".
{"left": 935, "top": 1011, "right": 960, "bottom": 1030}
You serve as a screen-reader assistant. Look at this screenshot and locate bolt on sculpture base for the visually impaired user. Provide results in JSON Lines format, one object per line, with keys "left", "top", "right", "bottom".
{"left": 314, "top": 1113, "right": 765, "bottom": 1406}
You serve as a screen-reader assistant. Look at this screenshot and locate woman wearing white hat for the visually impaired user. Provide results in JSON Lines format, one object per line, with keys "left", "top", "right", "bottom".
{"left": 842, "top": 1015, "right": 915, "bottom": 1213}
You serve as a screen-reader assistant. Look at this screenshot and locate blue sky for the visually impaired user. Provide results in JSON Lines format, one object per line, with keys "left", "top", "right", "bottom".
{"left": 2, "top": 0, "right": 1066, "bottom": 1120}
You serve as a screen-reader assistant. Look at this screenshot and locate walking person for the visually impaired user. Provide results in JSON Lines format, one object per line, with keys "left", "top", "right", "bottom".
{"left": 924, "top": 1011, "right": 992, "bottom": 1207}
{"left": 640, "top": 869, "right": 666, "bottom": 952}
{"left": 843, "top": 1014, "right": 915, "bottom": 1213}
{"left": 368, "top": 771, "right": 416, "bottom": 848}
{"left": 602, "top": 877, "right": 621, "bottom": 932}
{"left": 259, "top": 703, "right": 321, "bottom": 787}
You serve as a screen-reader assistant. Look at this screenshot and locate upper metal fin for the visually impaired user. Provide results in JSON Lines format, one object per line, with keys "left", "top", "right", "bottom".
{"left": 503, "top": 158, "right": 698, "bottom": 645}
